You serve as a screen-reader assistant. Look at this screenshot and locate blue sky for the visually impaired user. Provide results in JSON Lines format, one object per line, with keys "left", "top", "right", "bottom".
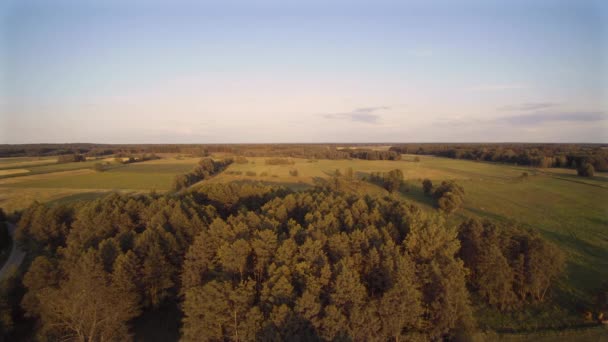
{"left": 1, "top": 0, "right": 606, "bottom": 143}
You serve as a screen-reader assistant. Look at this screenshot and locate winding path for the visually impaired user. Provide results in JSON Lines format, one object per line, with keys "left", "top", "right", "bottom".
{"left": 0, "top": 223, "right": 25, "bottom": 281}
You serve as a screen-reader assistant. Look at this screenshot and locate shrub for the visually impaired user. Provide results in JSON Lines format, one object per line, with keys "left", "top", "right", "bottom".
{"left": 578, "top": 163, "right": 595, "bottom": 177}
{"left": 422, "top": 179, "right": 433, "bottom": 194}
{"left": 289, "top": 169, "right": 299, "bottom": 176}
{"left": 433, "top": 181, "right": 465, "bottom": 215}
{"left": 246, "top": 171, "right": 257, "bottom": 177}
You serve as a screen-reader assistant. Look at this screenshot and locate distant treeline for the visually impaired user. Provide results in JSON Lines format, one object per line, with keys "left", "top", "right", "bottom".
{"left": 390, "top": 143, "right": 608, "bottom": 171}
{"left": 1, "top": 183, "right": 565, "bottom": 341}
{"left": 0, "top": 143, "right": 400, "bottom": 161}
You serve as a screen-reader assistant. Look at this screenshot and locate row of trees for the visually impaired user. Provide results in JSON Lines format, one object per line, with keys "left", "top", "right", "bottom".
{"left": 390, "top": 144, "right": 608, "bottom": 172}
{"left": 56, "top": 154, "right": 86, "bottom": 163}
{"left": 368, "top": 170, "right": 405, "bottom": 193}
{"left": 172, "top": 158, "right": 233, "bottom": 191}
{"left": 340, "top": 149, "right": 401, "bottom": 161}
{"left": 4, "top": 183, "right": 566, "bottom": 341}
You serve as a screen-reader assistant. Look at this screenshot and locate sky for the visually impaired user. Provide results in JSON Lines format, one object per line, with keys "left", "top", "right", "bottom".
{"left": 1, "top": 0, "right": 607, "bottom": 143}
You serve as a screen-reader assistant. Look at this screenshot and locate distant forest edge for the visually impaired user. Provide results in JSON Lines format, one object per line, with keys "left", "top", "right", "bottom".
{"left": 1, "top": 142, "right": 607, "bottom": 172}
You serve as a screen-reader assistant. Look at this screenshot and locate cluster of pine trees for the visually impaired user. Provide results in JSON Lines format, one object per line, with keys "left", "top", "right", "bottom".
{"left": 1, "top": 182, "right": 565, "bottom": 341}
{"left": 458, "top": 219, "right": 565, "bottom": 310}
{"left": 172, "top": 158, "right": 233, "bottom": 191}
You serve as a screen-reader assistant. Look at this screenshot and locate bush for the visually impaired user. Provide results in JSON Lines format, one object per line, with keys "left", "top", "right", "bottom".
{"left": 578, "top": 163, "right": 595, "bottom": 177}
{"left": 289, "top": 169, "right": 299, "bottom": 176}
{"left": 433, "top": 181, "right": 465, "bottom": 215}
{"left": 260, "top": 172, "right": 269, "bottom": 177}
{"left": 245, "top": 171, "right": 256, "bottom": 177}
{"left": 422, "top": 179, "right": 433, "bottom": 194}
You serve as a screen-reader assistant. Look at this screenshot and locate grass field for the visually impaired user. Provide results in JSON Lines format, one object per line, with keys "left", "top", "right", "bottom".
{"left": 1, "top": 153, "right": 606, "bottom": 333}
{"left": 0, "top": 156, "right": 201, "bottom": 212}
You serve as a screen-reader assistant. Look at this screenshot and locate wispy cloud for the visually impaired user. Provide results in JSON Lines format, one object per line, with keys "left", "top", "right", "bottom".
{"left": 497, "top": 111, "right": 607, "bottom": 125}
{"left": 434, "top": 111, "right": 606, "bottom": 128}
{"left": 499, "top": 102, "right": 557, "bottom": 111}
{"left": 322, "top": 106, "right": 389, "bottom": 124}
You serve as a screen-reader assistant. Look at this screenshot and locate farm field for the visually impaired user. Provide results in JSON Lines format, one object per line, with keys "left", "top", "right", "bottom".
{"left": 0, "top": 156, "right": 201, "bottom": 212}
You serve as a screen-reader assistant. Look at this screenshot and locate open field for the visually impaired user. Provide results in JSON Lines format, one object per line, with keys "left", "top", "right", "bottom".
{"left": 0, "top": 156, "right": 201, "bottom": 212}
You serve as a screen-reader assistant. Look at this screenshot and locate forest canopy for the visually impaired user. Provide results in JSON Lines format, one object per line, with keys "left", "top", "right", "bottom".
{"left": 3, "top": 182, "right": 566, "bottom": 341}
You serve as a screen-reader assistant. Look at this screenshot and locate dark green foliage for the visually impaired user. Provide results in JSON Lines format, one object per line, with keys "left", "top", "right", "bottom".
{"left": 433, "top": 180, "right": 465, "bottom": 214}
{"left": 56, "top": 154, "right": 86, "bottom": 163}
{"left": 368, "top": 169, "right": 405, "bottom": 193}
{"left": 577, "top": 163, "right": 595, "bottom": 177}
{"left": 390, "top": 143, "right": 608, "bottom": 171}
{"left": 12, "top": 182, "right": 567, "bottom": 341}
{"left": 422, "top": 178, "right": 433, "bottom": 194}
{"left": 458, "top": 218, "right": 566, "bottom": 309}
{"left": 172, "top": 157, "right": 233, "bottom": 191}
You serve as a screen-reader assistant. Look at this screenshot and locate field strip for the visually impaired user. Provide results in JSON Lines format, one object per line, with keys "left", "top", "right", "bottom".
{"left": 0, "top": 169, "right": 94, "bottom": 185}
{"left": 0, "top": 159, "right": 57, "bottom": 170}
{"left": 0, "top": 169, "right": 30, "bottom": 176}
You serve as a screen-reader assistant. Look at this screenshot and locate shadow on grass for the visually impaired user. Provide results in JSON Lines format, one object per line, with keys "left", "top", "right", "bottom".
{"left": 397, "top": 182, "right": 436, "bottom": 208}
